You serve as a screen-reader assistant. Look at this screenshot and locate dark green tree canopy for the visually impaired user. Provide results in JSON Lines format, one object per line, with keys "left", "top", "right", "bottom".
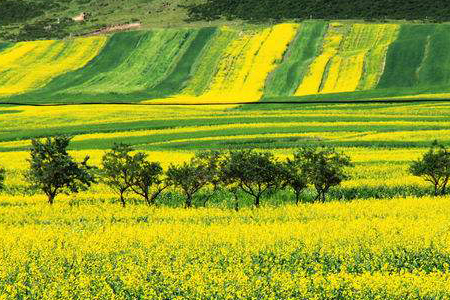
{"left": 220, "top": 149, "right": 283, "bottom": 207}
{"left": 281, "top": 156, "right": 308, "bottom": 205}
{"left": 184, "top": 0, "right": 450, "bottom": 22}
{"left": 296, "top": 146, "right": 352, "bottom": 202}
{"left": 128, "top": 152, "right": 167, "bottom": 206}
{"left": 410, "top": 141, "right": 450, "bottom": 196}
{"left": 26, "top": 136, "right": 96, "bottom": 204}
{"left": 101, "top": 143, "right": 135, "bottom": 207}
{"left": 166, "top": 159, "right": 209, "bottom": 208}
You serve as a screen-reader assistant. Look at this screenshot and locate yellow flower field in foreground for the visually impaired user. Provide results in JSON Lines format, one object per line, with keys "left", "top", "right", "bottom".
{"left": 0, "top": 196, "right": 448, "bottom": 298}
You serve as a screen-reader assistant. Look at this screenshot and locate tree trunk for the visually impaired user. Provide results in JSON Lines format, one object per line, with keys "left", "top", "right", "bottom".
{"left": 185, "top": 195, "right": 192, "bottom": 208}
{"left": 232, "top": 189, "right": 239, "bottom": 212}
{"left": 295, "top": 192, "right": 300, "bottom": 205}
{"left": 255, "top": 195, "right": 261, "bottom": 208}
{"left": 321, "top": 191, "right": 326, "bottom": 203}
{"left": 144, "top": 193, "right": 151, "bottom": 206}
{"left": 442, "top": 180, "right": 448, "bottom": 195}
{"left": 120, "top": 192, "right": 126, "bottom": 207}
{"left": 47, "top": 193, "right": 55, "bottom": 205}
{"left": 434, "top": 183, "right": 439, "bottom": 196}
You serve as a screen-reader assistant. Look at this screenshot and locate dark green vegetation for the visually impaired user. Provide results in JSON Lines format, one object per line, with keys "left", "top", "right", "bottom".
{"left": 184, "top": 0, "right": 450, "bottom": 22}
{"left": 410, "top": 141, "right": 450, "bottom": 196}
{"left": 25, "top": 136, "right": 96, "bottom": 204}
{"left": 378, "top": 25, "right": 450, "bottom": 89}
{"left": 0, "top": 167, "right": 5, "bottom": 192}
{"left": 0, "top": 0, "right": 222, "bottom": 42}
{"left": 101, "top": 143, "right": 167, "bottom": 207}
{"left": 19, "top": 139, "right": 355, "bottom": 206}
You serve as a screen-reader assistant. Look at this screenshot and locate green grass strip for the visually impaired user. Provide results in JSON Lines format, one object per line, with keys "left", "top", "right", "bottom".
{"left": 146, "top": 27, "right": 217, "bottom": 98}
{"left": 264, "top": 21, "right": 327, "bottom": 97}
{"left": 417, "top": 24, "right": 450, "bottom": 87}
{"left": 182, "top": 28, "right": 237, "bottom": 96}
{"left": 377, "top": 25, "right": 435, "bottom": 88}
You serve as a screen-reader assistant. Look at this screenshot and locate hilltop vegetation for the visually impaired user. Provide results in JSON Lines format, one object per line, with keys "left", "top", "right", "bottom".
{"left": 185, "top": 0, "right": 450, "bottom": 22}
{"left": 2, "top": 0, "right": 450, "bottom": 41}
{"left": 0, "top": 0, "right": 212, "bottom": 41}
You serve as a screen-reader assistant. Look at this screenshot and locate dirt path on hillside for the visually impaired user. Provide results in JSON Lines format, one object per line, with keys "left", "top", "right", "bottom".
{"left": 88, "top": 23, "right": 142, "bottom": 35}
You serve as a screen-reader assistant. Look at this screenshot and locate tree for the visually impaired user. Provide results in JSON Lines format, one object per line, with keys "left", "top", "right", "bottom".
{"left": 128, "top": 152, "right": 168, "bottom": 206}
{"left": 191, "top": 150, "right": 223, "bottom": 206}
{"left": 25, "top": 136, "right": 96, "bottom": 204}
{"left": 101, "top": 143, "right": 135, "bottom": 207}
{"left": 410, "top": 141, "right": 450, "bottom": 196}
{"left": 281, "top": 155, "right": 308, "bottom": 205}
{"left": 220, "top": 149, "right": 283, "bottom": 207}
{"left": 166, "top": 151, "right": 221, "bottom": 208}
{"left": 296, "top": 146, "right": 352, "bottom": 202}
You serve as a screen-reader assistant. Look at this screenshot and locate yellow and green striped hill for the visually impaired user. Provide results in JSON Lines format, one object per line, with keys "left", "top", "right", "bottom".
{"left": 2, "top": 22, "right": 450, "bottom": 104}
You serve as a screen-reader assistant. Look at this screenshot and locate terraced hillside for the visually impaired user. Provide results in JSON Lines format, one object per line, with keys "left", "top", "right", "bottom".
{"left": 3, "top": 22, "right": 450, "bottom": 104}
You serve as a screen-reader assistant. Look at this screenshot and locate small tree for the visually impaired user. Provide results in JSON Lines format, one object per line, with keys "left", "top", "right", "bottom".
{"left": 129, "top": 152, "right": 168, "bottom": 206}
{"left": 281, "top": 155, "right": 308, "bottom": 205}
{"left": 220, "top": 149, "right": 283, "bottom": 207}
{"left": 296, "top": 146, "right": 352, "bottom": 202}
{"left": 25, "top": 136, "right": 96, "bottom": 204}
{"left": 191, "top": 150, "right": 223, "bottom": 206}
{"left": 101, "top": 143, "right": 135, "bottom": 207}
{"left": 410, "top": 141, "right": 450, "bottom": 196}
{"left": 166, "top": 151, "right": 219, "bottom": 208}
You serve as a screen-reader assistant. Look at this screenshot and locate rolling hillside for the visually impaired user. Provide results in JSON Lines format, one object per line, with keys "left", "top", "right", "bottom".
{"left": 2, "top": 22, "right": 450, "bottom": 105}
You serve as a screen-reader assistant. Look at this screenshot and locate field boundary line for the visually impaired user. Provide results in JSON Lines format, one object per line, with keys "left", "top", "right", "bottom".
{"left": 2, "top": 98, "right": 450, "bottom": 107}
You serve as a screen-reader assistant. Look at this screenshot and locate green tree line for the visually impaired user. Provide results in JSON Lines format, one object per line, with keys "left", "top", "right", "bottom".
{"left": 0, "top": 136, "right": 448, "bottom": 208}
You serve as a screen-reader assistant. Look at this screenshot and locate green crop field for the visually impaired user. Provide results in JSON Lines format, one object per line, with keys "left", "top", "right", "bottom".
{"left": 2, "top": 18, "right": 450, "bottom": 298}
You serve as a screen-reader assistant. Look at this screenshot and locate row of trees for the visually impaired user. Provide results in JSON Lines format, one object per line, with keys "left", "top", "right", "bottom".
{"left": 0, "top": 137, "right": 448, "bottom": 207}
{"left": 4, "top": 136, "right": 353, "bottom": 207}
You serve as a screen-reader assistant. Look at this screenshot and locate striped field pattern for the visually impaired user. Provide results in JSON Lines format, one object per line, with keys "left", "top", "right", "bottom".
{"left": 2, "top": 22, "right": 450, "bottom": 104}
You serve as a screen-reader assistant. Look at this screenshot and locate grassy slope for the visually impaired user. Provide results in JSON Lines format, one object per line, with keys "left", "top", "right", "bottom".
{"left": 0, "top": 0, "right": 240, "bottom": 42}
{"left": 4, "top": 22, "right": 450, "bottom": 105}
{"left": 264, "top": 22, "right": 327, "bottom": 97}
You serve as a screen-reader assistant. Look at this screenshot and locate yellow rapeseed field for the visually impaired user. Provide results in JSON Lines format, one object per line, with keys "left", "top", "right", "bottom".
{"left": 295, "top": 23, "right": 399, "bottom": 95}
{"left": 0, "top": 196, "right": 448, "bottom": 298}
{"left": 159, "top": 24, "right": 298, "bottom": 104}
{"left": 0, "top": 37, "right": 106, "bottom": 96}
